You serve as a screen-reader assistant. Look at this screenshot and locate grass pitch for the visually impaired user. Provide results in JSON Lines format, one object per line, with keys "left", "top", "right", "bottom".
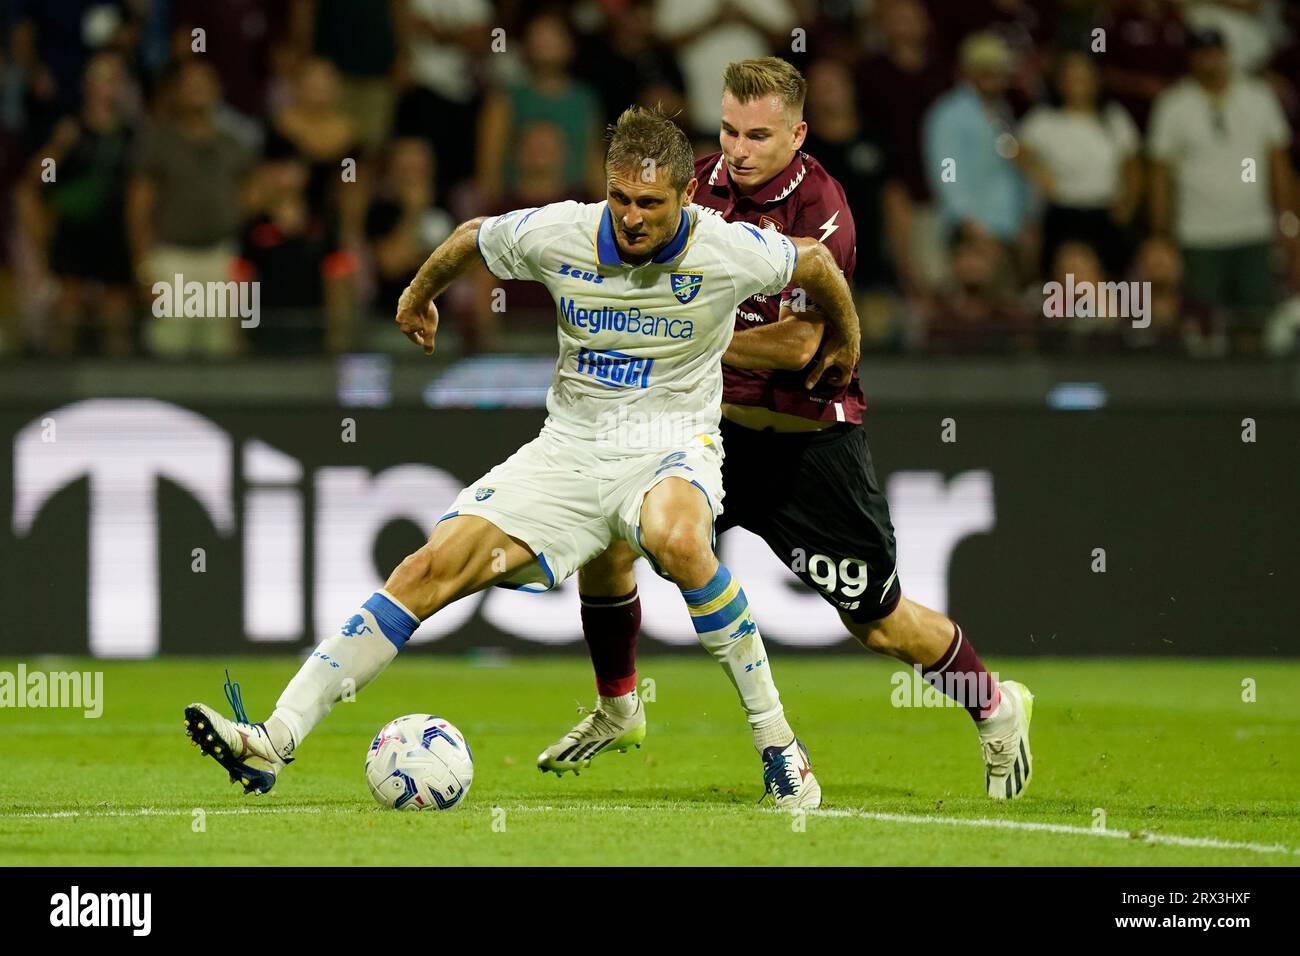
{"left": 1, "top": 655, "right": 1297, "bottom": 866}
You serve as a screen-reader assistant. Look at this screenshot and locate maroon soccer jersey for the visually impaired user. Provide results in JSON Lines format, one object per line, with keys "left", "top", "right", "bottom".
{"left": 693, "top": 150, "right": 864, "bottom": 424}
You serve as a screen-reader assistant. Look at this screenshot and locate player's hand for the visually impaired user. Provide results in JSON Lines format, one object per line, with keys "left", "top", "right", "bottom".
{"left": 804, "top": 326, "right": 859, "bottom": 390}
{"left": 396, "top": 288, "right": 439, "bottom": 356}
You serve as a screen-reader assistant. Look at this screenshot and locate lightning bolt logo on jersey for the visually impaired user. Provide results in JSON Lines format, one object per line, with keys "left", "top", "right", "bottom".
{"left": 476, "top": 200, "right": 798, "bottom": 448}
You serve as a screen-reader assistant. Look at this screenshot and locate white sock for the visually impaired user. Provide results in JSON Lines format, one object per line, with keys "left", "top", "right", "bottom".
{"left": 976, "top": 687, "right": 1014, "bottom": 738}
{"left": 270, "top": 590, "right": 419, "bottom": 755}
{"left": 599, "top": 688, "right": 639, "bottom": 718}
{"left": 752, "top": 712, "right": 795, "bottom": 751}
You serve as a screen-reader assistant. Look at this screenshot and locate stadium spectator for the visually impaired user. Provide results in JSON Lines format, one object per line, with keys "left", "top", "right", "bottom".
{"left": 1100, "top": 0, "right": 1190, "bottom": 131}
{"left": 1128, "top": 235, "right": 1226, "bottom": 355}
{"left": 9, "top": 0, "right": 133, "bottom": 150}
{"left": 858, "top": 0, "right": 953, "bottom": 289}
{"left": 267, "top": 57, "right": 359, "bottom": 222}
{"left": 1148, "top": 27, "right": 1294, "bottom": 348}
{"left": 392, "top": 0, "right": 491, "bottom": 200}
{"left": 364, "top": 138, "right": 455, "bottom": 327}
{"left": 578, "top": 0, "right": 687, "bottom": 127}
{"left": 923, "top": 33, "right": 1034, "bottom": 261}
{"left": 1017, "top": 51, "right": 1142, "bottom": 277}
{"left": 802, "top": 58, "right": 913, "bottom": 302}
{"left": 302, "top": 0, "right": 397, "bottom": 153}
{"left": 16, "top": 51, "right": 136, "bottom": 356}
{"left": 1181, "top": 0, "right": 1280, "bottom": 75}
{"left": 470, "top": 121, "right": 593, "bottom": 353}
{"left": 1046, "top": 239, "right": 1122, "bottom": 349}
{"left": 921, "top": 233, "right": 1036, "bottom": 352}
{"left": 238, "top": 150, "right": 354, "bottom": 354}
{"left": 652, "top": 0, "right": 796, "bottom": 138}
{"left": 476, "top": 12, "right": 603, "bottom": 205}
{"left": 169, "top": 0, "right": 290, "bottom": 124}
{"left": 926, "top": 0, "right": 1051, "bottom": 113}
{"left": 128, "top": 58, "right": 256, "bottom": 358}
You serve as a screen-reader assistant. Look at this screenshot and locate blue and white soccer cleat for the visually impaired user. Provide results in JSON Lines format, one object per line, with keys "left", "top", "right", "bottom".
{"left": 980, "top": 679, "right": 1034, "bottom": 799}
{"left": 536, "top": 696, "right": 646, "bottom": 776}
{"left": 761, "top": 738, "right": 822, "bottom": 809}
{"left": 184, "top": 673, "right": 291, "bottom": 795}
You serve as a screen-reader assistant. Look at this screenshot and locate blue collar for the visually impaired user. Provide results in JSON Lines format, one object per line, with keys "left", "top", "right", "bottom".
{"left": 595, "top": 206, "right": 691, "bottom": 267}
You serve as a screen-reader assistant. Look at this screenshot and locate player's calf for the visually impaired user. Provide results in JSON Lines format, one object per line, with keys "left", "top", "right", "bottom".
{"left": 640, "top": 476, "right": 820, "bottom": 807}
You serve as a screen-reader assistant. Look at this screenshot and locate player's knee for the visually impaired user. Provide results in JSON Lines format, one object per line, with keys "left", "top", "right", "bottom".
{"left": 644, "top": 521, "right": 709, "bottom": 581}
{"left": 388, "top": 547, "right": 437, "bottom": 593}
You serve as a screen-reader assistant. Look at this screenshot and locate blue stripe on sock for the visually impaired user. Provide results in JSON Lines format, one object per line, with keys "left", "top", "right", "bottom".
{"left": 680, "top": 564, "right": 732, "bottom": 606}
{"left": 691, "top": 591, "right": 751, "bottom": 635}
{"left": 362, "top": 592, "right": 419, "bottom": 650}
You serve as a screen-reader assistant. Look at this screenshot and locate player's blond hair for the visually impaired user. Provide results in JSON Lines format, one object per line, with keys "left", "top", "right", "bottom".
{"left": 605, "top": 106, "right": 695, "bottom": 193}
{"left": 722, "top": 57, "right": 807, "bottom": 121}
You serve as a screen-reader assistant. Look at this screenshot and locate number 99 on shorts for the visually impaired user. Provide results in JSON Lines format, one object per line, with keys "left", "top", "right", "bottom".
{"left": 790, "top": 549, "right": 869, "bottom": 598}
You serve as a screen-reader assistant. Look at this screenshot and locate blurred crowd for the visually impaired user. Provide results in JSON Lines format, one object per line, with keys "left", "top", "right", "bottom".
{"left": 1, "top": 0, "right": 1298, "bottom": 359}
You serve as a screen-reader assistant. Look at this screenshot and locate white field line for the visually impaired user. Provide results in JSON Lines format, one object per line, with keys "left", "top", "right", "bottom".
{"left": 1, "top": 802, "right": 1294, "bottom": 857}
{"left": 799, "top": 807, "right": 1299, "bottom": 857}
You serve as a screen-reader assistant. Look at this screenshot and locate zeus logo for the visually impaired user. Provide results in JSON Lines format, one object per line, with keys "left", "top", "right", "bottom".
{"left": 557, "top": 263, "right": 603, "bottom": 284}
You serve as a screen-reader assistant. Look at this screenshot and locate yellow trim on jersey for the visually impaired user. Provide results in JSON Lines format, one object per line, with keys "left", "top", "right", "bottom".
{"left": 689, "top": 578, "right": 741, "bottom": 616}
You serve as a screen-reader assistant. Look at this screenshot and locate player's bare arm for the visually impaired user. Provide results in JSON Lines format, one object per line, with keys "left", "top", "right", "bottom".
{"left": 394, "top": 216, "right": 487, "bottom": 355}
{"left": 788, "top": 235, "right": 861, "bottom": 388}
{"left": 722, "top": 301, "right": 826, "bottom": 370}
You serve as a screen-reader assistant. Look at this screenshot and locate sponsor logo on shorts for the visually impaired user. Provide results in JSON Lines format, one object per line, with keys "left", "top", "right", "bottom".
{"left": 575, "top": 347, "right": 654, "bottom": 388}
{"left": 653, "top": 450, "right": 694, "bottom": 476}
{"left": 559, "top": 297, "right": 694, "bottom": 339}
{"left": 474, "top": 486, "right": 495, "bottom": 501}
{"left": 670, "top": 271, "right": 703, "bottom": 304}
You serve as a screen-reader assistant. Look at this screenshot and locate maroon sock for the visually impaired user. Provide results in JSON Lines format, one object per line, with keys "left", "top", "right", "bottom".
{"left": 580, "top": 589, "right": 640, "bottom": 697}
{"left": 920, "top": 621, "right": 1001, "bottom": 722}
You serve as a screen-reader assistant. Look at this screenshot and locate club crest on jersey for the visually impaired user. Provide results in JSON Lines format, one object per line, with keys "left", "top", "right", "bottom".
{"left": 671, "top": 271, "right": 703, "bottom": 304}
{"left": 474, "top": 486, "right": 495, "bottom": 501}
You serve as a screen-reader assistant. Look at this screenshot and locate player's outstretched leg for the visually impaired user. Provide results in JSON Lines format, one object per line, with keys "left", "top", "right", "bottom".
{"left": 537, "top": 544, "right": 646, "bottom": 775}
{"left": 185, "top": 515, "right": 535, "bottom": 793}
{"left": 846, "top": 598, "right": 1033, "bottom": 799}
{"left": 642, "top": 477, "right": 820, "bottom": 809}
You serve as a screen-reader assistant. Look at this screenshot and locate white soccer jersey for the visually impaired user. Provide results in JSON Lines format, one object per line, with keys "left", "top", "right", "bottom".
{"left": 476, "top": 200, "right": 798, "bottom": 447}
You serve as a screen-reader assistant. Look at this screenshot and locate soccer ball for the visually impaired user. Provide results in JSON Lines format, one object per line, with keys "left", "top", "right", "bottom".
{"left": 365, "top": 714, "right": 474, "bottom": 811}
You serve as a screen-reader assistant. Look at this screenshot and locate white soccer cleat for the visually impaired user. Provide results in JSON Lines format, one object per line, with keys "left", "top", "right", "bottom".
{"left": 761, "top": 738, "right": 822, "bottom": 810}
{"left": 980, "top": 679, "right": 1034, "bottom": 799}
{"left": 537, "top": 697, "right": 647, "bottom": 776}
{"left": 184, "top": 702, "right": 289, "bottom": 795}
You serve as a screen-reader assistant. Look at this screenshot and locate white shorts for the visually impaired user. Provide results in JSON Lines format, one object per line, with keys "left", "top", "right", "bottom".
{"left": 439, "top": 424, "right": 724, "bottom": 591}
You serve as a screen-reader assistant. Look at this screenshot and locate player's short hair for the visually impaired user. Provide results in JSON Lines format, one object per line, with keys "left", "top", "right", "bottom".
{"left": 722, "top": 57, "right": 806, "bottom": 121}
{"left": 605, "top": 106, "right": 694, "bottom": 194}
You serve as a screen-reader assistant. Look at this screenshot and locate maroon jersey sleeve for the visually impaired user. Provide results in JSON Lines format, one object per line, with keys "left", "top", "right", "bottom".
{"left": 783, "top": 172, "right": 856, "bottom": 312}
